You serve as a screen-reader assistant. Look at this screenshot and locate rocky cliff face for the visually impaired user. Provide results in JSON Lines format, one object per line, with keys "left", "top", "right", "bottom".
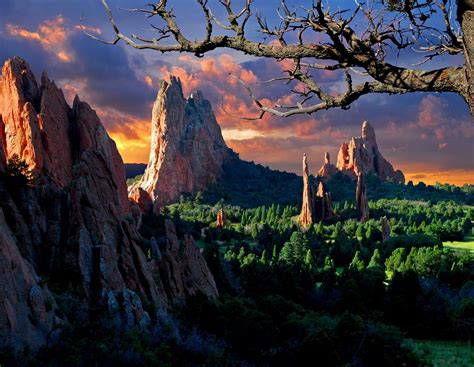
{"left": 130, "top": 77, "right": 230, "bottom": 208}
{"left": 0, "top": 58, "right": 218, "bottom": 351}
{"left": 318, "top": 121, "right": 404, "bottom": 183}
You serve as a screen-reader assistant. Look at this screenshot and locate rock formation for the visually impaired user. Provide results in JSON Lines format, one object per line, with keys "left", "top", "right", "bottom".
{"left": 317, "top": 152, "right": 338, "bottom": 178}
{"left": 129, "top": 77, "right": 230, "bottom": 208}
{"left": 300, "top": 153, "right": 314, "bottom": 226}
{"left": 318, "top": 121, "right": 404, "bottom": 183}
{"left": 314, "top": 182, "right": 334, "bottom": 222}
{"left": 356, "top": 173, "right": 370, "bottom": 222}
{"left": 381, "top": 216, "right": 391, "bottom": 242}
{"left": 158, "top": 220, "right": 218, "bottom": 300}
{"left": 216, "top": 208, "right": 227, "bottom": 229}
{"left": 300, "top": 154, "right": 334, "bottom": 226}
{"left": 0, "top": 58, "right": 218, "bottom": 351}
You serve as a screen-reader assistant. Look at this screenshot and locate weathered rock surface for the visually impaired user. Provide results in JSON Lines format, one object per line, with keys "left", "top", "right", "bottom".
{"left": 216, "top": 208, "right": 226, "bottom": 229}
{"left": 381, "top": 216, "right": 391, "bottom": 242}
{"left": 0, "top": 58, "right": 219, "bottom": 351}
{"left": 317, "top": 152, "right": 338, "bottom": 178}
{"left": 159, "top": 220, "right": 218, "bottom": 300}
{"left": 0, "top": 207, "right": 56, "bottom": 350}
{"left": 130, "top": 77, "right": 230, "bottom": 208}
{"left": 314, "top": 182, "right": 334, "bottom": 222}
{"left": 300, "top": 153, "right": 314, "bottom": 226}
{"left": 300, "top": 154, "right": 334, "bottom": 226}
{"left": 356, "top": 173, "right": 370, "bottom": 222}
{"left": 318, "top": 121, "right": 404, "bottom": 183}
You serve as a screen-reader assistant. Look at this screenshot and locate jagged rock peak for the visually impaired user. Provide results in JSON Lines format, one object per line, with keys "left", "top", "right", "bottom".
{"left": 318, "top": 121, "right": 404, "bottom": 183}
{"left": 0, "top": 57, "right": 129, "bottom": 213}
{"left": 324, "top": 152, "right": 330, "bottom": 165}
{"left": 361, "top": 120, "right": 376, "bottom": 143}
{"left": 129, "top": 75, "right": 230, "bottom": 208}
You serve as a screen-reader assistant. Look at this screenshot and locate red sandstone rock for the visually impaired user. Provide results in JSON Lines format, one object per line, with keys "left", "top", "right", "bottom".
{"left": 300, "top": 153, "right": 314, "bottom": 226}
{"left": 216, "top": 208, "right": 226, "bottom": 229}
{"left": 0, "top": 58, "right": 220, "bottom": 351}
{"left": 336, "top": 121, "right": 405, "bottom": 183}
{"left": 129, "top": 77, "right": 229, "bottom": 208}
{"left": 315, "top": 182, "right": 334, "bottom": 221}
{"left": 356, "top": 173, "right": 370, "bottom": 222}
{"left": 317, "top": 151, "right": 338, "bottom": 179}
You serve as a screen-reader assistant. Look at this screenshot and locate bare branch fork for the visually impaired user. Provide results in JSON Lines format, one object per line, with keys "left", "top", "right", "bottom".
{"left": 87, "top": 0, "right": 473, "bottom": 119}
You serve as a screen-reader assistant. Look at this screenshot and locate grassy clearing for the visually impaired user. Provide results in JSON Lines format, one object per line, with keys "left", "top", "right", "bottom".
{"left": 444, "top": 234, "right": 474, "bottom": 252}
{"left": 410, "top": 340, "right": 474, "bottom": 367}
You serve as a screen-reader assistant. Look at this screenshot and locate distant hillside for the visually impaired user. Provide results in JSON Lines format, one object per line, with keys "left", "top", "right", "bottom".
{"left": 125, "top": 159, "right": 474, "bottom": 207}
{"left": 203, "top": 151, "right": 302, "bottom": 207}
{"left": 126, "top": 151, "right": 303, "bottom": 208}
{"left": 125, "top": 163, "right": 147, "bottom": 179}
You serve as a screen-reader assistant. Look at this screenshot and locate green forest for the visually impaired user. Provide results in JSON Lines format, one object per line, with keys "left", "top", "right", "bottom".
{"left": 22, "top": 174, "right": 473, "bottom": 366}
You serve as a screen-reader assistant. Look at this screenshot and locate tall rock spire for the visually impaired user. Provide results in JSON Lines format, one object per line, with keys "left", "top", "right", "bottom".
{"left": 356, "top": 173, "right": 369, "bottom": 222}
{"left": 129, "top": 77, "right": 229, "bottom": 208}
{"left": 300, "top": 153, "right": 314, "bottom": 226}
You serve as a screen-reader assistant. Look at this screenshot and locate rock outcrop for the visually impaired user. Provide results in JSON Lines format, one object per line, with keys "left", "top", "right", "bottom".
{"left": 300, "top": 153, "right": 314, "bottom": 226}
{"left": 129, "top": 77, "right": 230, "bottom": 208}
{"left": 314, "top": 182, "right": 334, "bottom": 222}
{"left": 356, "top": 173, "right": 370, "bottom": 222}
{"left": 381, "top": 216, "right": 391, "bottom": 242}
{"left": 317, "top": 152, "right": 338, "bottom": 178}
{"left": 159, "top": 220, "right": 218, "bottom": 300}
{"left": 0, "top": 58, "right": 218, "bottom": 351}
{"left": 300, "top": 154, "right": 334, "bottom": 226}
{"left": 216, "top": 208, "right": 227, "bottom": 229}
{"left": 318, "top": 121, "right": 404, "bottom": 183}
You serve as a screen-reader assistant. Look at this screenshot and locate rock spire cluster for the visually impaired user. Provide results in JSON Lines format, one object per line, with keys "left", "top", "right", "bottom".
{"left": 300, "top": 153, "right": 334, "bottom": 226}
{"left": 318, "top": 121, "right": 404, "bottom": 183}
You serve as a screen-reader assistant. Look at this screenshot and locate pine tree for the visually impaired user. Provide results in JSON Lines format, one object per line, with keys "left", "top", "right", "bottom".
{"left": 260, "top": 249, "right": 267, "bottom": 265}
{"left": 304, "top": 249, "right": 313, "bottom": 268}
{"left": 368, "top": 249, "right": 382, "bottom": 268}
{"left": 349, "top": 250, "right": 365, "bottom": 271}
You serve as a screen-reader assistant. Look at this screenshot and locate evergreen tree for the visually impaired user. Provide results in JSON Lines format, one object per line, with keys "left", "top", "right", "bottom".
{"left": 349, "top": 250, "right": 365, "bottom": 271}
{"left": 368, "top": 249, "right": 383, "bottom": 268}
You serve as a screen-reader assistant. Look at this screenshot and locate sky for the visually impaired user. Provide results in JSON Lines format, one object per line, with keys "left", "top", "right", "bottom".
{"left": 0, "top": 0, "right": 473, "bottom": 186}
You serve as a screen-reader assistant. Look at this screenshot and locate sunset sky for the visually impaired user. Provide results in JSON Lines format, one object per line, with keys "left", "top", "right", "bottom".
{"left": 0, "top": 0, "right": 473, "bottom": 186}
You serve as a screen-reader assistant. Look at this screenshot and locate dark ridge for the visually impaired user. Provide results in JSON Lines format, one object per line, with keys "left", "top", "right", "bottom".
{"left": 124, "top": 163, "right": 147, "bottom": 179}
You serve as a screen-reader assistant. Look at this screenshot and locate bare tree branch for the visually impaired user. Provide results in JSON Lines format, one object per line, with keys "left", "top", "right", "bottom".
{"left": 88, "top": 0, "right": 473, "bottom": 118}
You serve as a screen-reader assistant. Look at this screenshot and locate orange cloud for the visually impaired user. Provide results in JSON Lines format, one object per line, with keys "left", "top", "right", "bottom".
{"left": 6, "top": 15, "right": 74, "bottom": 63}
{"left": 97, "top": 107, "right": 151, "bottom": 163}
